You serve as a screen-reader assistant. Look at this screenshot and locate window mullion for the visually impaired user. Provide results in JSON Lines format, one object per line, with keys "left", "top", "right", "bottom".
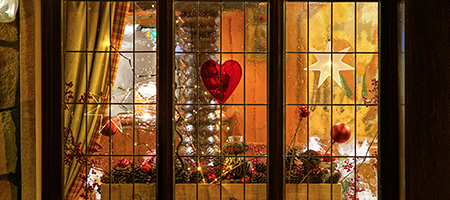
{"left": 268, "top": 0, "right": 286, "bottom": 199}
{"left": 157, "top": 0, "right": 175, "bottom": 200}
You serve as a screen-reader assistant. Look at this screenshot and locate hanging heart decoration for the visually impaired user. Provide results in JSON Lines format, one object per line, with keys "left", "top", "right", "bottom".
{"left": 200, "top": 60, "right": 242, "bottom": 104}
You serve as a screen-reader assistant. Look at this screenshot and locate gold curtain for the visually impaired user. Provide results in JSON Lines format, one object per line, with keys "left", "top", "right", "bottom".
{"left": 63, "top": 2, "right": 130, "bottom": 199}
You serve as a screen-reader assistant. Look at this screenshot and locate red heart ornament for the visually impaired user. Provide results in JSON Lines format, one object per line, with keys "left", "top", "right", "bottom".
{"left": 200, "top": 60, "right": 242, "bottom": 104}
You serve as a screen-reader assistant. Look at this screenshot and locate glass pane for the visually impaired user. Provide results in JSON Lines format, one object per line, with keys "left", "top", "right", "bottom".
{"left": 285, "top": 2, "right": 378, "bottom": 199}
{"left": 309, "top": 2, "right": 330, "bottom": 52}
{"left": 222, "top": 2, "right": 245, "bottom": 52}
{"left": 245, "top": 54, "right": 267, "bottom": 104}
{"left": 308, "top": 53, "right": 332, "bottom": 104}
{"left": 286, "top": 2, "right": 308, "bottom": 52}
{"left": 333, "top": 3, "right": 355, "bottom": 53}
{"left": 333, "top": 53, "right": 355, "bottom": 104}
{"left": 286, "top": 53, "right": 307, "bottom": 104}
{"left": 332, "top": 106, "right": 356, "bottom": 157}
{"left": 222, "top": 54, "right": 244, "bottom": 104}
{"left": 134, "top": 2, "right": 157, "bottom": 51}
{"left": 356, "top": 54, "right": 378, "bottom": 104}
{"left": 356, "top": 106, "right": 378, "bottom": 157}
{"left": 246, "top": 2, "right": 267, "bottom": 53}
{"left": 175, "top": 1, "right": 267, "bottom": 199}
{"left": 357, "top": 2, "right": 378, "bottom": 52}
{"left": 63, "top": 2, "right": 157, "bottom": 199}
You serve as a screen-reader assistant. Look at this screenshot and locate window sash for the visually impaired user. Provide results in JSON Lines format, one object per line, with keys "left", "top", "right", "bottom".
{"left": 40, "top": 0, "right": 400, "bottom": 199}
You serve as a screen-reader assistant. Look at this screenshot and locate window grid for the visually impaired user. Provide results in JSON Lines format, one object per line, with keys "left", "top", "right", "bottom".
{"left": 62, "top": 1, "right": 379, "bottom": 199}
{"left": 174, "top": 2, "right": 267, "bottom": 199}
{"left": 285, "top": 1, "right": 378, "bottom": 199}
{"left": 62, "top": 1, "right": 159, "bottom": 199}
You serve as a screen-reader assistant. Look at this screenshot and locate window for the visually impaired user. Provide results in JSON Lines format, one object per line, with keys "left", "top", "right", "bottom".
{"left": 285, "top": 2, "right": 379, "bottom": 199}
{"left": 55, "top": 0, "right": 387, "bottom": 199}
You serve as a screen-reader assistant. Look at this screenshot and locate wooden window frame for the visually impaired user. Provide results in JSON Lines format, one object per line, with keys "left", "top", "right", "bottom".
{"left": 41, "top": 0, "right": 399, "bottom": 199}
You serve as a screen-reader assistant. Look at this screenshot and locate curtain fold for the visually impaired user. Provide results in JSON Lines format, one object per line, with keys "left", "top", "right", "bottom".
{"left": 63, "top": 2, "right": 130, "bottom": 199}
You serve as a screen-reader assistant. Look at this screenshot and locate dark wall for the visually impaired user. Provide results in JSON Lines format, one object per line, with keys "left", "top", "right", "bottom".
{"left": 405, "top": 0, "right": 450, "bottom": 199}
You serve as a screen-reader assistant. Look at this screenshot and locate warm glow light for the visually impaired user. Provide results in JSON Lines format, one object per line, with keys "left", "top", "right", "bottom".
{"left": 135, "top": 82, "right": 157, "bottom": 116}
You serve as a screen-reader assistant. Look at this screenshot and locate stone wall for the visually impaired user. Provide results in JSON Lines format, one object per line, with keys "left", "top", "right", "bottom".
{"left": 0, "top": 17, "right": 20, "bottom": 200}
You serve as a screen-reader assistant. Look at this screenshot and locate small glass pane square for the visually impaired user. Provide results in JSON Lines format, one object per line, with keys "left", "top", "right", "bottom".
{"left": 245, "top": 54, "right": 267, "bottom": 104}
{"left": 333, "top": 2, "right": 355, "bottom": 53}
{"left": 286, "top": 53, "right": 307, "bottom": 104}
{"left": 357, "top": 2, "right": 378, "bottom": 53}
{"left": 222, "top": 2, "right": 245, "bottom": 52}
{"left": 245, "top": 2, "right": 267, "bottom": 53}
{"left": 286, "top": 2, "right": 308, "bottom": 52}
{"left": 356, "top": 54, "right": 378, "bottom": 104}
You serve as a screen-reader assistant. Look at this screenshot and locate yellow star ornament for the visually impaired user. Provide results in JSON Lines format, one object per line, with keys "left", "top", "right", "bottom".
{"left": 304, "top": 41, "right": 354, "bottom": 88}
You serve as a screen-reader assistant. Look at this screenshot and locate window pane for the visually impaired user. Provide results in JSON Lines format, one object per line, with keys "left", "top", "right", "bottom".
{"left": 63, "top": 2, "right": 158, "bottom": 199}
{"left": 175, "top": 1, "right": 268, "bottom": 199}
{"left": 285, "top": 2, "right": 378, "bottom": 199}
{"left": 357, "top": 2, "right": 378, "bottom": 52}
{"left": 286, "top": 2, "right": 308, "bottom": 52}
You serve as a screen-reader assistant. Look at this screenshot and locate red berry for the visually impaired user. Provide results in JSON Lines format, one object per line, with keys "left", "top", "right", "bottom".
{"left": 298, "top": 106, "right": 310, "bottom": 119}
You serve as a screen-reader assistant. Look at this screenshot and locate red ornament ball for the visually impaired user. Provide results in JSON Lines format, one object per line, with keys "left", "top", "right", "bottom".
{"left": 100, "top": 117, "right": 119, "bottom": 136}
{"left": 117, "top": 158, "right": 130, "bottom": 168}
{"left": 332, "top": 123, "right": 351, "bottom": 143}
{"left": 141, "top": 163, "right": 152, "bottom": 173}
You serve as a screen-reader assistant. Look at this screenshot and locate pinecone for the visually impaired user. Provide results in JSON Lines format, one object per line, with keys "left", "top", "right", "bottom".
{"left": 255, "top": 163, "right": 267, "bottom": 173}
{"left": 251, "top": 172, "right": 267, "bottom": 183}
{"left": 286, "top": 146, "right": 299, "bottom": 166}
{"left": 231, "top": 161, "right": 251, "bottom": 179}
{"left": 189, "top": 170, "right": 202, "bottom": 183}
{"left": 286, "top": 170, "right": 304, "bottom": 184}
{"left": 175, "top": 164, "right": 190, "bottom": 183}
{"left": 101, "top": 172, "right": 110, "bottom": 183}
{"left": 300, "top": 150, "right": 321, "bottom": 171}
{"left": 325, "top": 171, "right": 341, "bottom": 183}
{"left": 110, "top": 165, "right": 133, "bottom": 183}
{"left": 133, "top": 166, "right": 151, "bottom": 183}
{"left": 307, "top": 169, "right": 328, "bottom": 183}
{"left": 149, "top": 165, "right": 157, "bottom": 183}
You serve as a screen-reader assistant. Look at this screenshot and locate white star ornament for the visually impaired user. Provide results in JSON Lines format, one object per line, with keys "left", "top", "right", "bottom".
{"left": 304, "top": 42, "right": 354, "bottom": 88}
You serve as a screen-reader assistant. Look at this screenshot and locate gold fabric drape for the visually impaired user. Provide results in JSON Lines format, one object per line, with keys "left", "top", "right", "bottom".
{"left": 63, "top": 2, "right": 130, "bottom": 199}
